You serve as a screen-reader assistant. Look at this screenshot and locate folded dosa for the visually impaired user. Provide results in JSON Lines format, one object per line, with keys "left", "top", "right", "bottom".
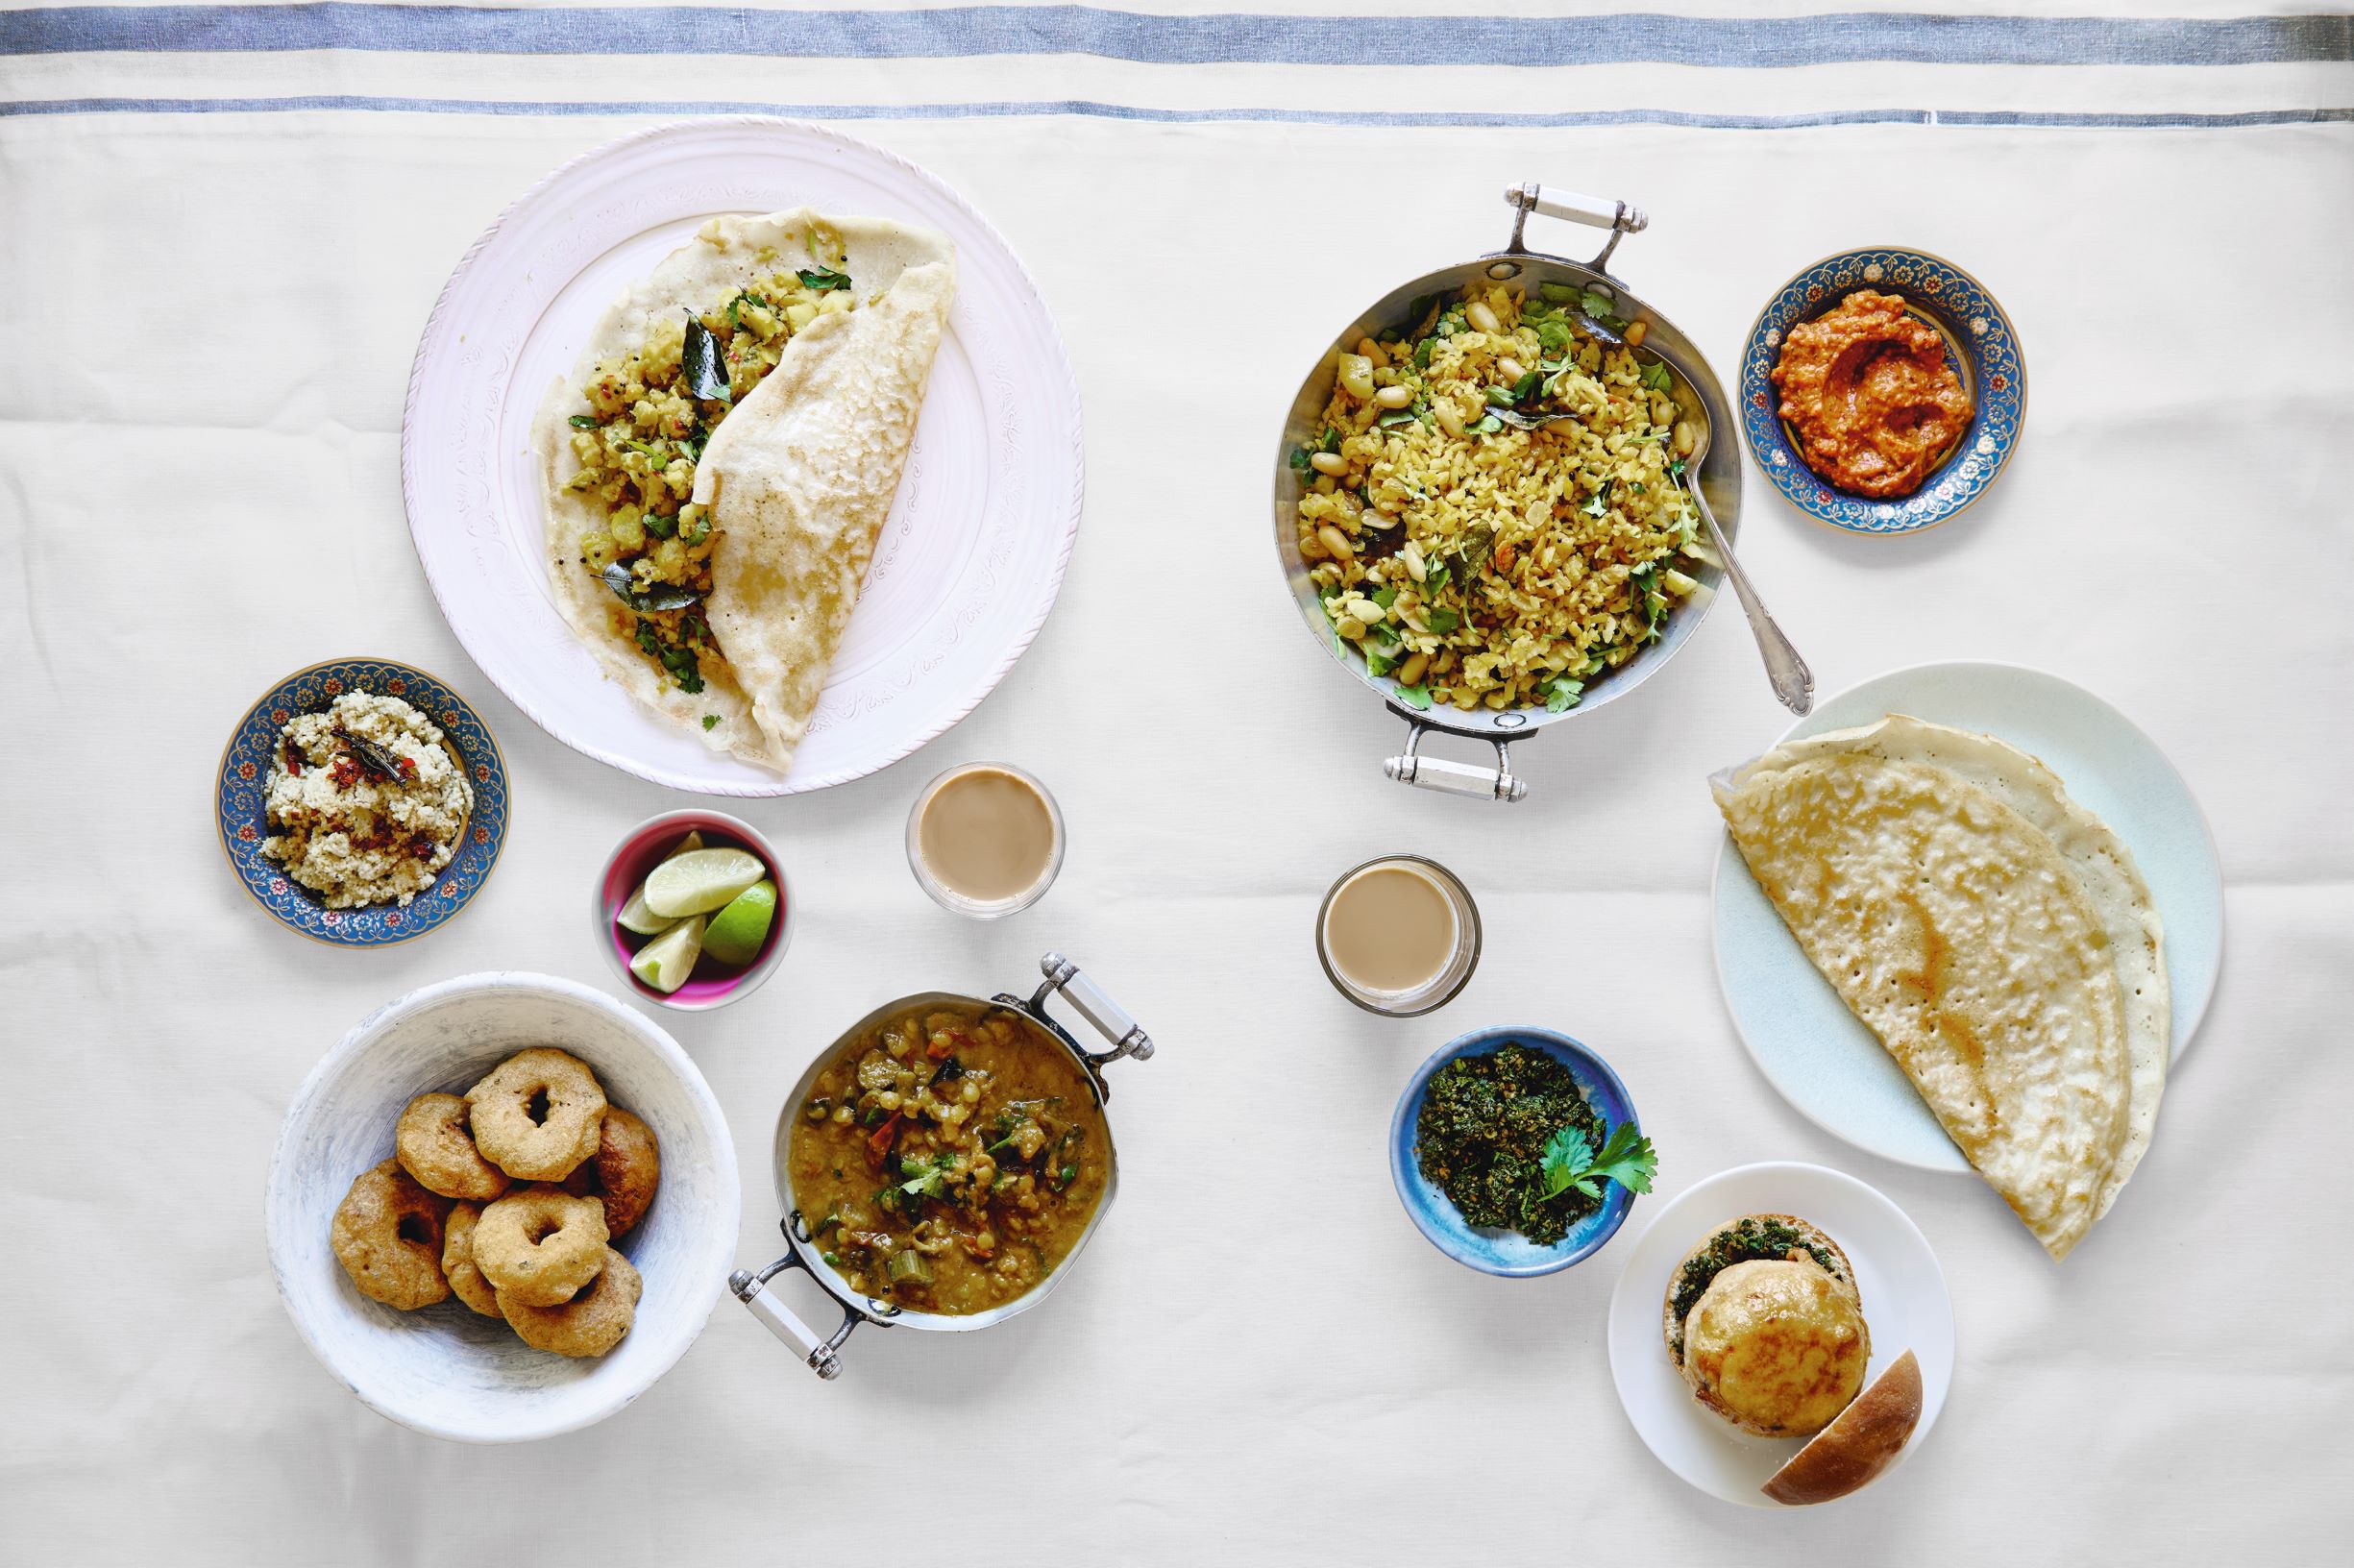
{"left": 534, "top": 210, "right": 955, "bottom": 773}
{"left": 1714, "top": 719, "right": 2155, "bottom": 1259}
{"left": 1756, "top": 717, "right": 2168, "bottom": 1222}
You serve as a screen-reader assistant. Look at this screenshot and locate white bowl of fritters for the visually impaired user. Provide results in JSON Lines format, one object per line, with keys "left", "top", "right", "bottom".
{"left": 265, "top": 971, "right": 741, "bottom": 1442}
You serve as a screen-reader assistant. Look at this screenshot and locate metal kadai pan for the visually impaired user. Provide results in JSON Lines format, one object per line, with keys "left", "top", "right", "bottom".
{"left": 1273, "top": 182, "right": 1745, "bottom": 802}
{"left": 729, "top": 953, "right": 1154, "bottom": 1379}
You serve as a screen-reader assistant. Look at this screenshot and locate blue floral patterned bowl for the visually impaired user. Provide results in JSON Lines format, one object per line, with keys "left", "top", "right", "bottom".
{"left": 1739, "top": 247, "right": 2024, "bottom": 535}
{"left": 215, "top": 657, "right": 510, "bottom": 946}
{"left": 1389, "top": 1026, "right": 1641, "bottom": 1278}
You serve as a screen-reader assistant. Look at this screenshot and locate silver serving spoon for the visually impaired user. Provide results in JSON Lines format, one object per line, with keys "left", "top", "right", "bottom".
{"left": 1490, "top": 348, "right": 1813, "bottom": 715}
{"left": 1679, "top": 411, "right": 1814, "bottom": 715}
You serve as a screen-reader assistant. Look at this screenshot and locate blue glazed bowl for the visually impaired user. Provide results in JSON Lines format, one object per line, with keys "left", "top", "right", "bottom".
{"left": 215, "top": 657, "right": 511, "bottom": 946}
{"left": 1739, "top": 246, "right": 2024, "bottom": 536}
{"left": 1389, "top": 1026, "right": 1641, "bottom": 1277}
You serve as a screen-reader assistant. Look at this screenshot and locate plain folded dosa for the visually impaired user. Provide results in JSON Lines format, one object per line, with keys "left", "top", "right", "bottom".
{"left": 1714, "top": 717, "right": 2163, "bottom": 1259}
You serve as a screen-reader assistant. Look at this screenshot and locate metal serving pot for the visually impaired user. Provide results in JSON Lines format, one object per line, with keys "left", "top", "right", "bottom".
{"left": 1273, "top": 182, "right": 1744, "bottom": 802}
{"left": 729, "top": 952, "right": 1154, "bottom": 1378}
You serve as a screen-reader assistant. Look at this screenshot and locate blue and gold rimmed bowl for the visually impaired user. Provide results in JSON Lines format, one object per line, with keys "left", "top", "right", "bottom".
{"left": 1389, "top": 1025, "right": 1642, "bottom": 1277}
{"left": 1739, "top": 246, "right": 2024, "bottom": 535}
{"left": 215, "top": 657, "right": 511, "bottom": 946}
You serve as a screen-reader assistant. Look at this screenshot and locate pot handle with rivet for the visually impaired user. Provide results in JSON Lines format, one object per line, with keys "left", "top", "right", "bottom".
{"left": 729, "top": 1244, "right": 862, "bottom": 1379}
{"left": 1036, "top": 952, "right": 1154, "bottom": 1068}
{"left": 1500, "top": 182, "right": 1649, "bottom": 273}
{"left": 1385, "top": 717, "right": 1528, "bottom": 803}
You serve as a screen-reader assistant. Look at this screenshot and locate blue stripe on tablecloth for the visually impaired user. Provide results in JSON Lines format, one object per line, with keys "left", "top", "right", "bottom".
{"left": 4, "top": 96, "right": 2350, "bottom": 127}
{"left": 1, "top": 6, "right": 2349, "bottom": 67}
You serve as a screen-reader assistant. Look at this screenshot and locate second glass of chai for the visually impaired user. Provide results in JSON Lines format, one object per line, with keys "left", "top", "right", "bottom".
{"left": 906, "top": 762, "right": 1066, "bottom": 919}
{"left": 1315, "top": 855, "right": 1482, "bottom": 1017}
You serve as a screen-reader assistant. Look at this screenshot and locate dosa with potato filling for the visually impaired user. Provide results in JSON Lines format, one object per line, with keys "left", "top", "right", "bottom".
{"left": 534, "top": 209, "right": 956, "bottom": 774}
{"left": 1714, "top": 717, "right": 2165, "bottom": 1259}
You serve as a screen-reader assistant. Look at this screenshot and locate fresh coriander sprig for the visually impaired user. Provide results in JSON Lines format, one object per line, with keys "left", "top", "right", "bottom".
{"left": 1533, "top": 1120, "right": 1657, "bottom": 1206}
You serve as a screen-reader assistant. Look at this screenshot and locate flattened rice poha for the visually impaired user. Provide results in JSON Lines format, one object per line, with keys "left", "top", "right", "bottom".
{"left": 1291, "top": 281, "right": 1715, "bottom": 714}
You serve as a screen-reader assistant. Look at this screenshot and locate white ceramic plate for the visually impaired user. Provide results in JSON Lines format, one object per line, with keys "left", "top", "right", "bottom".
{"left": 402, "top": 118, "right": 1083, "bottom": 795}
{"left": 1711, "top": 660, "right": 2223, "bottom": 1171}
{"left": 1607, "top": 1163, "right": 1954, "bottom": 1508}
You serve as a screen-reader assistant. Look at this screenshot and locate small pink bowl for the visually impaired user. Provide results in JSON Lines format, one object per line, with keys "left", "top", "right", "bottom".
{"left": 594, "top": 810, "right": 792, "bottom": 1012}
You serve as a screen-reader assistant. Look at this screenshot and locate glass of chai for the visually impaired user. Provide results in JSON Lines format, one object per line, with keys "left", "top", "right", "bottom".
{"left": 1315, "top": 856, "right": 1482, "bottom": 1017}
{"left": 906, "top": 762, "right": 1066, "bottom": 919}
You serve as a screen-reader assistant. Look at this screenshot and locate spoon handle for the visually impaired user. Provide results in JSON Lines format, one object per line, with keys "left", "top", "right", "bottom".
{"left": 1693, "top": 492, "right": 1814, "bottom": 715}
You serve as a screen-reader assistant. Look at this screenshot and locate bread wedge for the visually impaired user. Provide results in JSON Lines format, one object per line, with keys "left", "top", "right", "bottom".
{"left": 1762, "top": 1349, "right": 1924, "bottom": 1506}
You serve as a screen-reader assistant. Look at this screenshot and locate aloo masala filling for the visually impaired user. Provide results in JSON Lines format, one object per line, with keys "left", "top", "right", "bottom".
{"left": 561, "top": 228, "right": 859, "bottom": 694}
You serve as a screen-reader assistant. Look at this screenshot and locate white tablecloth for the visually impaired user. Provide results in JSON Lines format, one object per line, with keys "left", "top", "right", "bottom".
{"left": 5, "top": 4, "right": 2351, "bottom": 1561}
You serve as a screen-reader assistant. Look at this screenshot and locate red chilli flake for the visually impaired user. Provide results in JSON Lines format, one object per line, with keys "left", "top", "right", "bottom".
{"left": 282, "top": 739, "right": 305, "bottom": 776}
{"left": 330, "top": 757, "right": 361, "bottom": 791}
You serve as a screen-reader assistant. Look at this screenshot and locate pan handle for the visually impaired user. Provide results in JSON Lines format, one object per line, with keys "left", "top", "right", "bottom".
{"left": 1501, "top": 183, "right": 1649, "bottom": 273}
{"left": 729, "top": 1238, "right": 866, "bottom": 1380}
{"left": 1036, "top": 952, "right": 1155, "bottom": 1070}
{"left": 1385, "top": 717, "right": 1528, "bottom": 803}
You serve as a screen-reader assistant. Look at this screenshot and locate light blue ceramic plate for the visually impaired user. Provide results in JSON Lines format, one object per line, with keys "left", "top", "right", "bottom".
{"left": 1389, "top": 1026, "right": 1641, "bottom": 1276}
{"left": 1711, "top": 661, "right": 2222, "bottom": 1172}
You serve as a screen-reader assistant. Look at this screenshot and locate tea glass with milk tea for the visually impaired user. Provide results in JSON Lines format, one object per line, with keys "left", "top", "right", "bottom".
{"left": 906, "top": 763, "right": 1065, "bottom": 918}
{"left": 1315, "top": 856, "right": 1482, "bottom": 1017}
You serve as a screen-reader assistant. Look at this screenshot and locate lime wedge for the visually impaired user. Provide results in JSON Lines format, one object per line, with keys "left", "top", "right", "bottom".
{"left": 702, "top": 879, "right": 776, "bottom": 967}
{"left": 643, "top": 847, "right": 766, "bottom": 918}
{"left": 629, "top": 914, "right": 706, "bottom": 993}
{"left": 614, "top": 831, "right": 709, "bottom": 934}
{"left": 615, "top": 887, "right": 679, "bottom": 936}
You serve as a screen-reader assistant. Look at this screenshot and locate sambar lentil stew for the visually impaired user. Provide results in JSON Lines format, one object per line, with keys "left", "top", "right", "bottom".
{"left": 788, "top": 1003, "right": 1111, "bottom": 1314}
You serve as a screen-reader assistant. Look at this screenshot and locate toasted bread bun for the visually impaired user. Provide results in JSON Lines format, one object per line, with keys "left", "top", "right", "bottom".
{"left": 1762, "top": 1349, "right": 1924, "bottom": 1506}
{"left": 1661, "top": 1213, "right": 1858, "bottom": 1365}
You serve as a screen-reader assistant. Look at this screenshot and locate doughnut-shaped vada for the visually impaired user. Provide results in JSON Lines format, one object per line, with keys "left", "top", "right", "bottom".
{"left": 465, "top": 1047, "right": 606, "bottom": 1182}
{"left": 330, "top": 1160, "right": 453, "bottom": 1311}
{"left": 589, "top": 1107, "right": 662, "bottom": 1237}
{"left": 470, "top": 1187, "right": 610, "bottom": 1307}
{"left": 440, "top": 1202, "right": 503, "bottom": 1318}
{"left": 500, "top": 1248, "right": 641, "bottom": 1359}
{"left": 395, "top": 1092, "right": 511, "bottom": 1202}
